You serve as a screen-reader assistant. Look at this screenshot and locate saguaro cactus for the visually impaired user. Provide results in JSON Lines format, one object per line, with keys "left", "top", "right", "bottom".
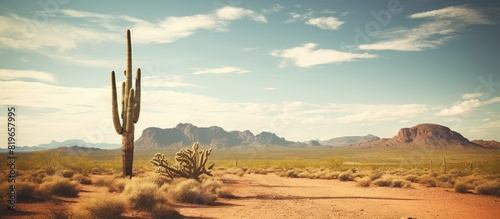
{"left": 111, "top": 29, "right": 141, "bottom": 178}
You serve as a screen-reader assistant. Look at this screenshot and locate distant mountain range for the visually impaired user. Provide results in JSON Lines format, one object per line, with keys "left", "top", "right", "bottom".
{"left": 2, "top": 123, "right": 498, "bottom": 152}
{"left": 134, "top": 123, "right": 300, "bottom": 149}
{"left": 1, "top": 139, "right": 121, "bottom": 152}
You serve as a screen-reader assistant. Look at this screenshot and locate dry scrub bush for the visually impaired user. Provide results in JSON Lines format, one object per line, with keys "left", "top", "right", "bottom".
{"left": 167, "top": 179, "right": 217, "bottom": 205}
{"left": 71, "top": 193, "right": 126, "bottom": 219}
{"left": 339, "top": 170, "right": 355, "bottom": 181}
{"left": 417, "top": 175, "right": 438, "bottom": 187}
{"left": 38, "top": 176, "right": 79, "bottom": 197}
{"left": 72, "top": 174, "right": 92, "bottom": 185}
{"left": 475, "top": 181, "right": 500, "bottom": 197}
{"left": 405, "top": 174, "right": 418, "bottom": 183}
{"left": 61, "top": 170, "right": 74, "bottom": 178}
{"left": 150, "top": 203, "right": 183, "bottom": 219}
{"left": 454, "top": 181, "right": 469, "bottom": 193}
{"left": 16, "top": 181, "right": 39, "bottom": 199}
{"left": 226, "top": 167, "right": 245, "bottom": 177}
{"left": 373, "top": 178, "right": 393, "bottom": 187}
{"left": 122, "top": 178, "right": 166, "bottom": 210}
{"left": 391, "top": 179, "right": 409, "bottom": 188}
{"left": 357, "top": 177, "right": 372, "bottom": 187}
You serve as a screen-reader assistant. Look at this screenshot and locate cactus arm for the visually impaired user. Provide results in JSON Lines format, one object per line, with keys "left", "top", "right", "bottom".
{"left": 111, "top": 71, "right": 123, "bottom": 134}
{"left": 133, "top": 68, "right": 141, "bottom": 123}
{"left": 121, "top": 80, "right": 125, "bottom": 119}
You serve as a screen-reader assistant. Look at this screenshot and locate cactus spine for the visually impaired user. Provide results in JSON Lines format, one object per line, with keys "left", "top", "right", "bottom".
{"left": 111, "top": 29, "right": 141, "bottom": 178}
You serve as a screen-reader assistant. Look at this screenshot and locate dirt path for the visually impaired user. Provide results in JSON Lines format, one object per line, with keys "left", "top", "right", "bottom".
{"left": 178, "top": 173, "right": 500, "bottom": 219}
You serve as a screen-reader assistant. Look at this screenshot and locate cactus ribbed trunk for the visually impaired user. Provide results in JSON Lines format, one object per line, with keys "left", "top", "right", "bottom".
{"left": 111, "top": 29, "right": 141, "bottom": 178}
{"left": 122, "top": 129, "right": 134, "bottom": 177}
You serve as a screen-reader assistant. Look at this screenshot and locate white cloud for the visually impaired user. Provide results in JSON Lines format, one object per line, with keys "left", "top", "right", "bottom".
{"left": 285, "top": 11, "right": 314, "bottom": 23}
{"left": 435, "top": 97, "right": 500, "bottom": 116}
{"left": 359, "top": 6, "right": 493, "bottom": 51}
{"left": 264, "top": 87, "right": 275, "bottom": 91}
{"left": 193, "top": 66, "right": 250, "bottom": 75}
{"left": 462, "top": 92, "right": 484, "bottom": 99}
{"left": 0, "top": 69, "right": 57, "bottom": 83}
{"left": 217, "top": 6, "right": 267, "bottom": 23}
{"left": 305, "top": 17, "right": 344, "bottom": 30}
{"left": 270, "top": 43, "right": 376, "bottom": 68}
{"left": 129, "top": 6, "right": 266, "bottom": 44}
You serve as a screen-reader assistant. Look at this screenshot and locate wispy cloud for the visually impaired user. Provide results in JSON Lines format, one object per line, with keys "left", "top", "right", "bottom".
{"left": 359, "top": 6, "right": 493, "bottom": 51}
{"left": 0, "top": 69, "right": 57, "bottom": 83}
{"left": 193, "top": 66, "right": 250, "bottom": 75}
{"left": 286, "top": 11, "right": 344, "bottom": 30}
{"left": 305, "top": 17, "right": 344, "bottom": 30}
{"left": 270, "top": 43, "right": 375, "bottom": 68}
{"left": 132, "top": 6, "right": 266, "bottom": 43}
{"left": 143, "top": 75, "right": 199, "bottom": 88}
{"left": 335, "top": 104, "right": 428, "bottom": 124}
{"left": 435, "top": 97, "right": 500, "bottom": 116}
{"left": 262, "top": 4, "right": 285, "bottom": 14}
{"left": 264, "top": 87, "right": 275, "bottom": 91}
{"left": 462, "top": 92, "right": 484, "bottom": 99}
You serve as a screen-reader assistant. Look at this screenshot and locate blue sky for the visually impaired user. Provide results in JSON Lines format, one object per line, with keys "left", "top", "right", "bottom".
{"left": 1, "top": 0, "right": 500, "bottom": 147}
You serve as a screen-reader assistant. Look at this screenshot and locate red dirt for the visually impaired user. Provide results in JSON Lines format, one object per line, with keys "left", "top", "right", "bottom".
{"left": 1, "top": 173, "right": 499, "bottom": 219}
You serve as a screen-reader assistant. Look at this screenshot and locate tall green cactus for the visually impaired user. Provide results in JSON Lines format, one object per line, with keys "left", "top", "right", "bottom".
{"left": 111, "top": 29, "right": 141, "bottom": 178}
{"left": 150, "top": 143, "right": 214, "bottom": 181}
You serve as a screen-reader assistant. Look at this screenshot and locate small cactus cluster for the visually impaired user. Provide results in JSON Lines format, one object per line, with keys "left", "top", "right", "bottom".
{"left": 150, "top": 143, "right": 214, "bottom": 181}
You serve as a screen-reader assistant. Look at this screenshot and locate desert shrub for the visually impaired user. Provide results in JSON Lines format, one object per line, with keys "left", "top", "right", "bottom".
{"left": 226, "top": 167, "right": 245, "bottom": 177}
{"left": 369, "top": 171, "right": 384, "bottom": 181}
{"left": 405, "top": 174, "right": 418, "bottom": 183}
{"left": 108, "top": 178, "right": 126, "bottom": 193}
{"left": 93, "top": 175, "right": 116, "bottom": 187}
{"left": 357, "top": 177, "right": 372, "bottom": 187}
{"left": 61, "top": 170, "right": 75, "bottom": 178}
{"left": 338, "top": 171, "right": 354, "bottom": 181}
{"left": 436, "top": 174, "right": 452, "bottom": 183}
{"left": 391, "top": 179, "right": 408, "bottom": 188}
{"left": 39, "top": 176, "right": 79, "bottom": 197}
{"left": 417, "top": 175, "right": 438, "bottom": 187}
{"left": 80, "top": 177, "right": 92, "bottom": 185}
{"left": 373, "top": 178, "right": 393, "bottom": 187}
{"left": 150, "top": 203, "right": 182, "bottom": 219}
{"left": 454, "top": 181, "right": 469, "bottom": 193}
{"left": 475, "top": 181, "right": 500, "bottom": 197}
{"left": 168, "top": 179, "right": 217, "bottom": 205}
{"left": 16, "top": 181, "right": 39, "bottom": 199}
{"left": 71, "top": 193, "right": 125, "bottom": 219}
{"left": 122, "top": 179, "right": 166, "bottom": 210}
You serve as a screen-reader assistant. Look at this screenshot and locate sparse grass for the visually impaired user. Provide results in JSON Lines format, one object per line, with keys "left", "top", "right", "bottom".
{"left": 71, "top": 193, "right": 126, "bottom": 219}
{"left": 150, "top": 203, "right": 183, "bottom": 219}
{"left": 122, "top": 178, "right": 166, "bottom": 210}
{"left": 167, "top": 179, "right": 218, "bottom": 205}
{"left": 38, "top": 176, "right": 79, "bottom": 197}
{"left": 61, "top": 170, "right": 75, "bottom": 178}
{"left": 390, "top": 179, "right": 409, "bottom": 188}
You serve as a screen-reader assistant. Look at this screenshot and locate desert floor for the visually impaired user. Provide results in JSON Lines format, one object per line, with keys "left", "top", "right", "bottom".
{"left": 2, "top": 173, "right": 499, "bottom": 219}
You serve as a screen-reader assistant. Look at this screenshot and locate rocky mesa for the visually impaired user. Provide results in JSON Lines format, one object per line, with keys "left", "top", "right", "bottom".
{"left": 354, "top": 123, "right": 488, "bottom": 149}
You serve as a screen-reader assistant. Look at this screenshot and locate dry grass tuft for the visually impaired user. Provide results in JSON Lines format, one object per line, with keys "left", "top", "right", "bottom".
{"left": 373, "top": 178, "right": 393, "bottom": 187}
{"left": 150, "top": 203, "right": 183, "bottom": 219}
{"left": 357, "top": 177, "right": 372, "bottom": 187}
{"left": 71, "top": 193, "right": 125, "bottom": 219}
{"left": 38, "top": 176, "right": 79, "bottom": 197}
{"left": 454, "top": 181, "right": 469, "bottom": 193}
{"left": 122, "top": 178, "right": 166, "bottom": 210}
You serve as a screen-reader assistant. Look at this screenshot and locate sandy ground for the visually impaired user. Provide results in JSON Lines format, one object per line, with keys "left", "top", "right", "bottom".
{"left": 2, "top": 173, "right": 499, "bottom": 219}
{"left": 178, "top": 173, "right": 500, "bottom": 219}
